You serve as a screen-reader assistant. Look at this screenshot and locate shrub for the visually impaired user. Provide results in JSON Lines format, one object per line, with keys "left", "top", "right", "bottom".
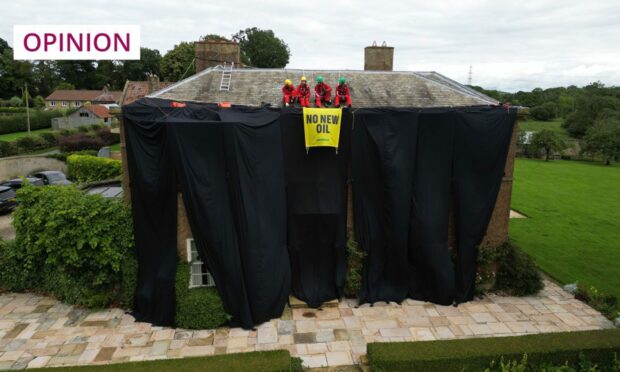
{"left": 46, "top": 149, "right": 98, "bottom": 162}
{"left": 38, "top": 131, "right": 59, "bottom": 146}
{"left": 118, "top": 252, "right": 138, "bottom": 309}
{"left": 493, "top": 243, "right": 544, "bottom": 296}
{"left": 2, "top": 185, "right": 135, "bottom": 308}
{"left": 59, "top": 128, "right": 79, "bottom": 136}
{"left": 95, "top": 128, "right": 120, "bottom": 146}
{"left": 0, "top": 110, "right": 65, "bottom": 135}
{"left": 59, "top": 133, "right": 105, "bottom": 152}
{"left": 67, "top": 154, "right": 121, "bottom": 183}
{"left": 175, "top": 262, "right": 230, "bottom": 329}
{"left": 367, "top": 329, "right": 620, "bottom": 372}
{"left": 575, "top": 284, "right": 620, "bottom": 321}
{"left": 0, "top": 141, "right": 18, "bottom": 157}
{"left": 344, "top": 239, "right": 364, "bottom": 298}
{"left": 77, "top": 125, "right": 91, "bottom": 133}
{"left": 90, "top": 123, "right": 105, "bottom": 131}
{"left": 15, "top": 135, "right": 48, "bottom": 152}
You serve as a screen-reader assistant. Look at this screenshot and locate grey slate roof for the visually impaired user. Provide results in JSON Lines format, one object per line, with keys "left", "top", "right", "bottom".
{"left": 150, "top": 67, "right": 498, "bottom": 108}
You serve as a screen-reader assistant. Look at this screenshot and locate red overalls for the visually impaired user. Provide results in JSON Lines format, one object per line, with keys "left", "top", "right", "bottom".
{"left": 296, "top": 83, "right": 311, "bottom": 107}
{"left": 282, "top": 84, "right": 297, "bottom": 105}
{"left": 334, "top": 83, "right": 352, "bottom": 108}
{"left": 314, "top": 82, "right": 332, "bottom": 107}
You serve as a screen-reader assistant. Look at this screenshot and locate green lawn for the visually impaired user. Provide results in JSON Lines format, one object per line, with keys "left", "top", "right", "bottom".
{"left": 509, "top": 158, "right": 620, "bottom": 298}
{"left": 110, "top": 142, "right": 121, "bottom": 151}
{"left": 0, "top": 128, "right": 52, "bottom": 141}
{"left": 518, "top": 118, "right": 569, "bottom": 138}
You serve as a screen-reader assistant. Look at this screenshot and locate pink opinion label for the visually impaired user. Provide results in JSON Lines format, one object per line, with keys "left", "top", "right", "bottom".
{"left": 13, "top": 25, "right": 140, "bottom": 60}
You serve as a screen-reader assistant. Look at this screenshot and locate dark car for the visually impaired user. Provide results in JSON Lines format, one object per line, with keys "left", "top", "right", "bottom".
{"left": 1, "top": 177, "right": 45, "bottom": 190}
{"left": 0, "top": 186, "right": 17, "bottom": 213}
{"left": 28, "top": 171, "right": 72, "bottom": 186}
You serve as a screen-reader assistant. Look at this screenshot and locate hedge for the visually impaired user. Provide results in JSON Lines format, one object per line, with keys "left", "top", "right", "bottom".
{"left": 0, "top": 140, "right": 18, "bottom": 157}
{"left": 67, "top": 154, "right": 121, "bottom": 183}
{"left": 30, "top": 351, "right": 294, "bottom": 372}
{"left": 175, "top": 262, "right": 230, "bottom": 329}
{"left": 59, "top": 134, "right": 105, "bottom": 152}
{"left": 0, "top": 110, "right": 65, "bottom": 135}
{"left": 0, "top": 185, "right": 135, "bottom": 308}
{"left": 367, "top": 329, "right": 620, "bottom": 372}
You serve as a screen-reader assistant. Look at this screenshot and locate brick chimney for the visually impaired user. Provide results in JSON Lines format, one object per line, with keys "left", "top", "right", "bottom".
{"left": 195, "top": 40, "right": 241, "bottom": 72}
{"left": 147, "top": 73, "right": 160, "bottom": 93}
{"left": 364, "top": 41, "right": 394, "bottom": 71}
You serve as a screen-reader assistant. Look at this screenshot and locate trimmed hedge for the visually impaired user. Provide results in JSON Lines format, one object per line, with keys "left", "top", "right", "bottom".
{"left": 59, "top": 133, "right": 105, "bottom": 152}
{"left": 0, "top": 110, "right": 65, "bottom": 135}
{"left": 67, "top": 154, "right": 121, "bottom": 183}
{"left": 367, "top": 329, "right": 620, "bottom": 372}
{"left": 0, "top": 140, "right": 18, "bottom": 157}
{"left": 30, "top": 350, "right": 293, "bottom": 372}
{"left": 0, "top": 185, "right": 135, "bottom": 308}
{"left": 175, "top": 262, "right": 230, "bottom": 329}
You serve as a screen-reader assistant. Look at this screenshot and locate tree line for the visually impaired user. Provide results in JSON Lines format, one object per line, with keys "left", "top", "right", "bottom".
{"left": 0, "top": 27, "right": 290, "bottom": 100}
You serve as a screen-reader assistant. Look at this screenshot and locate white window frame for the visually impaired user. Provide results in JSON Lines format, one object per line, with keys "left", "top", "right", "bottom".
{"left": 74, "top": 101, "right": 81, "bottom": 107}
{"left": 49, "top": 100, "right": 56, "bottom": 106}
{"left": 186, "top": 238, "right": 215, "bottom": 288}
{"left": 62, "top": 101, "right": 68, "bottom": 107}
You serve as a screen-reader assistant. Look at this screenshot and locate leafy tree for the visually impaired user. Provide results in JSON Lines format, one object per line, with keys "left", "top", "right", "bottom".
{"left": 530, "top": 129, "right": 566, "bottom": 161}
{"left": 8, "top": 96, "right": 22, "bottom": 107}
{"left": 120, "top": 47, "right": 162, "bottom": 81}
{"left": 529, "top": 102, "right": 557, "bottom": 121}
{"left": 33, "top": 95, "right": 45, "bottom": 108}
{"left": 0, "top": 38, "right": 35, "bottom": 99}
{"left": 54, "top": 81, "right": 75, "bottom": 90}
{"left": 232, "top": 27, "right": 290, "bottom": 68}
{"left": 56, "top": 61, "right": 99, "bottom": 89}
{"left": 160, "top": 42, "right": 195, "bottom": 82}
{"left": 583, "top": 114, "right": 620, "bottom": 165}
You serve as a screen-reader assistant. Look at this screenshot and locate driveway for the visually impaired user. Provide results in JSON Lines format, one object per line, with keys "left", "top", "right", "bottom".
{"left": 0, "top": 212, "right": 15, "bottom": 240}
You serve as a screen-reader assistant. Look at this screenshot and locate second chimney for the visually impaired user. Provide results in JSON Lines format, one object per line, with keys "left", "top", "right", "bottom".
{"left": 364, "top": 42, "right": 394, "bottom": 71}
{"left": 195, "top": 40, "right": 241, "bottom": 73}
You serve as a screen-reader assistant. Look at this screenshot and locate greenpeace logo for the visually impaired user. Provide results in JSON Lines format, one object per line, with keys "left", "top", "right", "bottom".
{"left": 13, "top": 25, "right": 140, "bottom": 60}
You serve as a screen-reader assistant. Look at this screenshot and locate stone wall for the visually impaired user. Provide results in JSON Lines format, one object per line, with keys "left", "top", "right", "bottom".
{"left": 195, "top": 41, "right": 241, "bottom": 72}
{"left": 0, "top": 155, "right": 66, "bottom": 181}
{"left": 364, "top": 45, "right": 394, "bottom": 71}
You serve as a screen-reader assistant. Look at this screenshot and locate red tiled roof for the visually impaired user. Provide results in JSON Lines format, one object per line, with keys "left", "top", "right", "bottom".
{"left": 83, "top": 104, "right": 111, "bottom": 118}
{"left": 120, "top": 81, "right": 174, "bottom": 106}
{"left": 45, "top": 89, "right": 122, "bottom": 102}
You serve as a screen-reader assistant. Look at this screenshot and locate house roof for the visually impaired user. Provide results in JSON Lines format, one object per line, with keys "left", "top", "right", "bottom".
{"left": 83, "top": 104, "right": 111, "bottom": 118}
{"left": 46, "top": 89, "right": 122, "bottom": 102}
{"left": 150, "top": 67, "right": 498, "bottom": 108}
{"left": 119, "top": 80, "right": 174, "bottom": 106}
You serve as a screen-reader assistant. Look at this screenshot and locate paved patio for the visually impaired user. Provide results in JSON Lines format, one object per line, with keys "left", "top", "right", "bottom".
{"left": 0, "top": 279, "right": 614, "bottom": 370}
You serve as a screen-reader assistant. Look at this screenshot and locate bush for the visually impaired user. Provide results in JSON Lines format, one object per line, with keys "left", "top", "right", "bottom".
{"left": 175, "top": 262, "right": 230, "bottom": 329}
{"left": 95, "top": 128, "right": 120, "bottom": 146}
{"left": 59, "top": 128, "right": 79, "bottom": 136}
{"left": 344, "top": 239, "right": 364, "bottom": 298}
{"left": 59, "top": 133, "right": 105, "bottom": 152}
{"left": 367, "top": 329, "right": 620, "bottom": 372}
{"left": 67, "top": 154, "right": 121, "bottom": 183}
{"left": 494, "top": 243, "right": 544, "bottom": 296}
{"left": 1, "top": 185, "right": 135, "bottom": 308}
{"left": 38, "top": 131, "right": 59, "bottom": 146}
{"left": 90, "top": 123, "right": 105, "bottom": 131}
{"left": 0, "top": 110, "right": 65, "bottom": 135}
{"left": 46, "top": 149, "right": 98, "bottom": 162}
{"left": 15, "top": 135, "right": 49, "bottom": 152}
{"left": 77, "top": 125, "right": 91, "bottom": 133}
{"left": 576, "top": 284, "right": 620, "bottom": 321}
{"left": 0, "top": 141, "right": 18, "bottom": 157}
{"left": 118, "top": 252, "right": 138, "bottom": 309}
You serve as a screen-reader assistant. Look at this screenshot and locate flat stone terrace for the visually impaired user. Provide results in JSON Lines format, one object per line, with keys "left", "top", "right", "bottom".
{"left": 0, "top": 279, "right": 614, "bottom": 370}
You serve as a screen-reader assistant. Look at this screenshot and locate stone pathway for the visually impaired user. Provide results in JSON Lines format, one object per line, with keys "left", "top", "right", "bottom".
{"left": 0, "top": 280, "right": 614, "bottom": 370}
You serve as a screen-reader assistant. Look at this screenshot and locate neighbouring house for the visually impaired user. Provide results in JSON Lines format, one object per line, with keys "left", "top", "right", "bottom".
{"left": 118, "top": 74, "right": 174, "bottom": 106}
{"left": 45, "top": 86, "right": 122, "bottom": 110}
{"left": 51, "top": 104, "right": 115, "bottom": 130}
{"left": 118, "top": 41, "right": 521, "bottom": 290}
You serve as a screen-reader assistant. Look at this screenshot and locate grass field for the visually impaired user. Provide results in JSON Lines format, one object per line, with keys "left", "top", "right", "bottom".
{"left": 509, "top": 158, "right": 620, "bottom": 298}
{"left": 518, "top": 118, "right": 569, "bottom": 138}
{"left": 0, "top": 128, "right": 52, "bottom": 141}
{"left": 110, "top": 142, "right": 121, "bottom": 151}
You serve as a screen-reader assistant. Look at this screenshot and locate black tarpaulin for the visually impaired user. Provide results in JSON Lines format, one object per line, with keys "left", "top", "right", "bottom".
{"left": 352, "top": 107, "right": 516, "bottom": 305}
{"left": 280, "top": 109, "right": 351, "bottom": 307}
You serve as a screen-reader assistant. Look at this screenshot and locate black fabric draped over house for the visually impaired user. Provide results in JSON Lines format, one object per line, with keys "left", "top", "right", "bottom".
{"left": 123, "top": 98, "right": 515, "bottom": 329}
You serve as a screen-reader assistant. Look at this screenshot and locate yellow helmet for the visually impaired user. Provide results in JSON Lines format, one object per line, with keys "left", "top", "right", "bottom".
{"left": 284, "top": 79, "right": 292, "bottom": 86}
{"left": 300, "top": 76, "right": 307, "bottom": 81}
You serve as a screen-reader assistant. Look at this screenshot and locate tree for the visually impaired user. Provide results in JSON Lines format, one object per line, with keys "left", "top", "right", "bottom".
{"left": 120, "top": 47, "right": 162, "bottom": 81}
{"left": 583, "top": 114, "right": 620, "bottom": 165}
{"left": 232, "top": 27, "right": 290, "bottom": 68}
{"left": 160, "top": 42, "right": 195, "bottom": 82}
{"left": 200, "top": 34, "right": 230, "bottom": 42}
{"left": 33, "top": 95, "right": 45, "bottom": 108}
{"left": 530, "top": 129, "right": 566, "bottom": 161}
{"left": 529, "top": 102, "right": 557, "bottom": 121}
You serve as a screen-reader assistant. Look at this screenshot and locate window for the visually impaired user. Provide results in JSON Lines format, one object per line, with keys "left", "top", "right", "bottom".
{"left": 74, "top": 101, "right": 82, "bottom": 107}
{"left": 62, "top": 101, "right": 68, "bottom": 107}
{"left": 79, "top": 112, "right": 89, "bottom": 117}
{"left": 186, "top": 239, "right": 215, "bottom": 288}
{"left": 49, "top": 101, "right": 56, "bottom": 106}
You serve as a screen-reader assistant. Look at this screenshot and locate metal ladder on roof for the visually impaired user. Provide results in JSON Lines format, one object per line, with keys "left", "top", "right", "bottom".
{"left": 219, "top": 62, "right": 234, "bottom": 91}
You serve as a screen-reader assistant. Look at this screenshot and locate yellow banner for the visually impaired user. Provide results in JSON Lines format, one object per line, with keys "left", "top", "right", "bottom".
{"left": 302, "top": 107, "right": 342, "bottom": 150}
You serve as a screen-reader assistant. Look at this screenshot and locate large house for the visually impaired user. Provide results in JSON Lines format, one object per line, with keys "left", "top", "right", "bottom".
{"left": 45, "top": 87, "right": 122, "bottom": 109}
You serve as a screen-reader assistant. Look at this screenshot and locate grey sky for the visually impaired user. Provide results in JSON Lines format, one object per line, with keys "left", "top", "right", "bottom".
{"left": 2, "top": 0, "right": 619, "bottom": 92}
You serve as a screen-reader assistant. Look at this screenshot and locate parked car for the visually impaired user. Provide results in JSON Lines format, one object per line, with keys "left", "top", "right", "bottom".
{"left": 0, "top": 186, "right": 17, "bottom": 213}
{"left": 84, "top": 181, "right": 123, "bottom": 199}
{"left": 1, "top": 177, "right": 45, "bottom": 190}
{"left": 28, "top": 171, "right": 72, "bottom": 186}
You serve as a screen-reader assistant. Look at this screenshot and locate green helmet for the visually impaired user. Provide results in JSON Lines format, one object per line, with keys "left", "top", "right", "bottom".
{"left": 338, "top": 77, "right": 346, "bottom": 84}
{"left": 316, "top": 76, "right": 324, "bottom": 83}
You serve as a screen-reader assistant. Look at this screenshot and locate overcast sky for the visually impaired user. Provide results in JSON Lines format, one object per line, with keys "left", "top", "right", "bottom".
{"left": 2, "top": 0, "right": 619, "bottom": 92}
